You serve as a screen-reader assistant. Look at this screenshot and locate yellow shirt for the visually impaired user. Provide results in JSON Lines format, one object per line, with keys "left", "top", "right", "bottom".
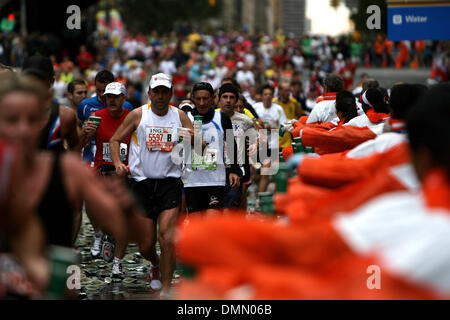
{"left": 272, "top": 97, "right": 304, "bottom": 120}
{"left": 273, "top": 98, "right": 304, "bottom": 148}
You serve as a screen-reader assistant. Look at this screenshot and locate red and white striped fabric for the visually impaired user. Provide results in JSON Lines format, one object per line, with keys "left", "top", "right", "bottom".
{"left": 175, "top": 170, "right": 450, "bottom": 299}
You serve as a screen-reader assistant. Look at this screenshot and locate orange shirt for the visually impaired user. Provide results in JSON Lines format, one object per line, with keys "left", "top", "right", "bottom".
{"left": 374, "top": 40, "right": 385, "bottom": 55}
{"left": 414, "top": 40, "right": 426, "bottom": 51}
{"left": 301, "top": 125, "right": 377, "bottom": 155}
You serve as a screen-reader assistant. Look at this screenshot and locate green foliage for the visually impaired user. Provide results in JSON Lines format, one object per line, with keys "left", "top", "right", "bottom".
{"left": 117, "top": 0, "right": 222, "bottom": 34}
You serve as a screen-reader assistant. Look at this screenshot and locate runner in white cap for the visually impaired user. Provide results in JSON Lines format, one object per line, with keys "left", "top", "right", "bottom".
{"left": 87, "top": 82, "right": 132, "bottom": 279}
{"left": 109, "top": 73, "right": 196, "bottom": 297}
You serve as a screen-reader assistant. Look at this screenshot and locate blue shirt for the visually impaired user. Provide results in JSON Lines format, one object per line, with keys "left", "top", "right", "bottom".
{"left": 78, "top": 96, "right": 133, "bottom": 162}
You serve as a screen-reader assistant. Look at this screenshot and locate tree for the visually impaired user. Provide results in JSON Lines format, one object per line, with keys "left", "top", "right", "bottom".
{"left": 117, "top": 0, "right": 222, "bottom": 34}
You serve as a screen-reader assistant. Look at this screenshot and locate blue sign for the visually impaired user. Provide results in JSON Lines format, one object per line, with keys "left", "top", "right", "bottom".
{"left": 388, "top": 5, "right": 450, "bottom": 41}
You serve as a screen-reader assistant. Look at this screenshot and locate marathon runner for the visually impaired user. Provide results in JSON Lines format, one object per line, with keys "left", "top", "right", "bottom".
{"left": 77, "top": 69, "right": 133, "bottom": 164}
{"left": 66, "top": 79, "right": 88, "bottom": 134}
{"left": 216, "top": 83, "right": 257, "bottom": 208}
{"left": 253, "top": 83, "right": 287, "bottom": 192}
{"left": 0, "top": 73, "right": 136, "bottom": 298}
{"left": 183, "top": 82, "right": 241, "bottom": 213}
{"left": 77, "top": 70, "right": 133, "bottom": 258}
{"left": 22, "top": 56, "right": 80, "bottom": 153}
{"left": 109, "top": 73, "right": 194, "bottom": 297}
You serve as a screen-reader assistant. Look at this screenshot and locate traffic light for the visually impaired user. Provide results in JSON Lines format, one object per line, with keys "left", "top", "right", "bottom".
{"left": 1, "top": 13, "right": 15, "bottom": 31}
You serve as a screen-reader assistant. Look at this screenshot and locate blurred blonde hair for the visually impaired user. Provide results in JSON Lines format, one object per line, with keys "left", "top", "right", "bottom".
{"left": 0, "top": 73, "right": 49, "bottom": 110}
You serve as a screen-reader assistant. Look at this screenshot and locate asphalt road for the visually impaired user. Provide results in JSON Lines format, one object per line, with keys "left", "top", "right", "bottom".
{"left": 354, "top": 67, "right": 432, "bottom": 89}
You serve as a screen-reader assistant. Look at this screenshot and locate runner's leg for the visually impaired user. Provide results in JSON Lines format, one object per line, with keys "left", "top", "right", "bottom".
{"left": 127, "top": 210, "right": 159, "bottom": 265}
{"left": 157, "top": 206, "right": 180, "bottom": 292}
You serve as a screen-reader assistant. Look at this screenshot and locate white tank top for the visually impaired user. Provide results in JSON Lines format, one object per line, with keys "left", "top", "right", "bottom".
{"left": 129, "top": 104, "right": 183, "bottom": 181}
{"left": 184, "top": 111, "right": 226, "bottom": 187}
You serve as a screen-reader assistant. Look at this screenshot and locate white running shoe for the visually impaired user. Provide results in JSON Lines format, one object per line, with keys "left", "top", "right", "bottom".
{"left": 148, "top": 265, "right": 162, "bottom": 291}
{"left": 90, "top": 231, "right": 103, "bottom": 258}
{"left": 111, "top": 261, "right": 124, "bottom": 280}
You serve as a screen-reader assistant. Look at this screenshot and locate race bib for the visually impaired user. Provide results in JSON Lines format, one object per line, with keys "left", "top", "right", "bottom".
{"left": 145, "top": 126, "right": 175, "bottom": 152}
{"left": 103, "top": 142, "right": 127, "bottom": 162}
{"left": 192, "top": 147, "right": 218, "bottom": 171}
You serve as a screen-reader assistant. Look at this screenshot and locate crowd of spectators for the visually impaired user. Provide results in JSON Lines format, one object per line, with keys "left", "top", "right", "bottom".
{"left": 1, "top": 27, "right": 448, "bottom": 110}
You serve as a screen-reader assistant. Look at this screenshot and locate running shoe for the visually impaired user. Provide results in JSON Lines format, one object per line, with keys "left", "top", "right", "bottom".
{"left": 159, "top": 289, "right": 171, "bottom": 300}
{"left": 148, "top": 265, "right": 162, "bottom": 290}
{"left": 111, "top": 261, "right": 124, "bottom": 280}
{"left": 90, "top": 231, "right": 103, "bottom": 258}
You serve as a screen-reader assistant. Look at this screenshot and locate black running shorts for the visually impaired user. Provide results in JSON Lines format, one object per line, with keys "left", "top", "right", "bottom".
{"left": 128, "top": 177, "right": 183, "bottom": 220}
{"left": 184, "top": 186, "right": 225, "bottom": 213}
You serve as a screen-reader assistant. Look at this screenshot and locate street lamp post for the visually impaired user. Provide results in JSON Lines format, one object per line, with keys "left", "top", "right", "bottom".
{"left": 20, "top": 0, "right": 27, "bottom": 35}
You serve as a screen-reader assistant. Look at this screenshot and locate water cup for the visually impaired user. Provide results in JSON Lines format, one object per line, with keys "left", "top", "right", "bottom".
{"left": 88, "top": 116, "right": 102, "bottom": 132}
{"left": 258, "top": 192, "right": 275, "bottom": 215}
{"left": 279, "top": 125, "right": 285, "bottom": 137}
{"left": 292, "top": 142, "right": 304, "bottom": 154}
{"left": 275, "top": 163, "right": 289, "bottom": 193}
{"left": 305, "top": 146, "right": 315, "bottom": 153}
{"left": 293, "top": 137, "right": 303, "bottom": 144}
{"left": 279, "top": 152, "right": 285, "bottom": 163}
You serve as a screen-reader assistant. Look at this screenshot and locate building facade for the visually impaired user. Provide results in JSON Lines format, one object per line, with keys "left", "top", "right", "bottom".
{"left": 221, "top": 0, "right": 306, "bottom": 37}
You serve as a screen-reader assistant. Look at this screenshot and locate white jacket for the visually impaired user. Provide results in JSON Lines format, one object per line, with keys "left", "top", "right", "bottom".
{"left": 344, "top": 114, "right": 385, "bottom": 135}
{"left": 334, "top": 189, "right": 450, "bottom": 296}
{"left": 346, "top": 132, "right": 408, "bottom": 159}
{"left": 306, "top": 94, "right": 337, "bottom": 124}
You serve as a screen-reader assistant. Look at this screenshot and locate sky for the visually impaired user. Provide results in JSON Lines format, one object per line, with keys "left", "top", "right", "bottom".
{"left": 306, "top": 0, "right": 354, "bottom": 36}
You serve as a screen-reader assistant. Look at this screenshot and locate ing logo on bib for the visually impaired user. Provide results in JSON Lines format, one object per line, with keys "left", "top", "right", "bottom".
{"left": 145, "top": 126, "right": 175, "bottom": 152}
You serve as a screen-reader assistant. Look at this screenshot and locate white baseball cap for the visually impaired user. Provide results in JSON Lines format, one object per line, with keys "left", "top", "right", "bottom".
{"left": 150, "top": 73, "right": 172, "bottom": 89}
{"left": 103, "top": 82, "right": 127, "bottom": 96}
{"left": 179, "top": 100, "right": 195, "bottom": 110}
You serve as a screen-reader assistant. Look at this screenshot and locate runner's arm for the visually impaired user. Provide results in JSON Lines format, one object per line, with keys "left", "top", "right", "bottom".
{"left": 6, "top": 152, "right": 48, "bottom": 292}
{"left": 77, "top": 102, "right": 97, "bottom": 148}
{"left": 110, "top": 108, "right": 141, "bottom": 176}
{"left": 68, "top": 155, "right": 128, "bottom": 253}
{"left": 221, "top": 112, "right": 241, "bottom": 177}
{"left": 79, "top": 118, "right": 97, "bottom": 148}
{"left": 59, "top": 106, "right": 81, "bottom": 152}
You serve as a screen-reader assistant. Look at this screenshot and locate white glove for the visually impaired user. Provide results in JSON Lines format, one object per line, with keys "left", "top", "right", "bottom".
{"left": 282, "top": 123, "right": 294, "bottom": 134}
{"left": 287, "top": 153, "right": 305, "bottom": 171}
{"left": 287, "top": 153, "right": 320, "bottom": 172}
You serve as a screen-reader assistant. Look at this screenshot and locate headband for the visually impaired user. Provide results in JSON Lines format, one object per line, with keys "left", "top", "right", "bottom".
{"left": 361, "top": 91, "right": 374, "bottom": 109}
